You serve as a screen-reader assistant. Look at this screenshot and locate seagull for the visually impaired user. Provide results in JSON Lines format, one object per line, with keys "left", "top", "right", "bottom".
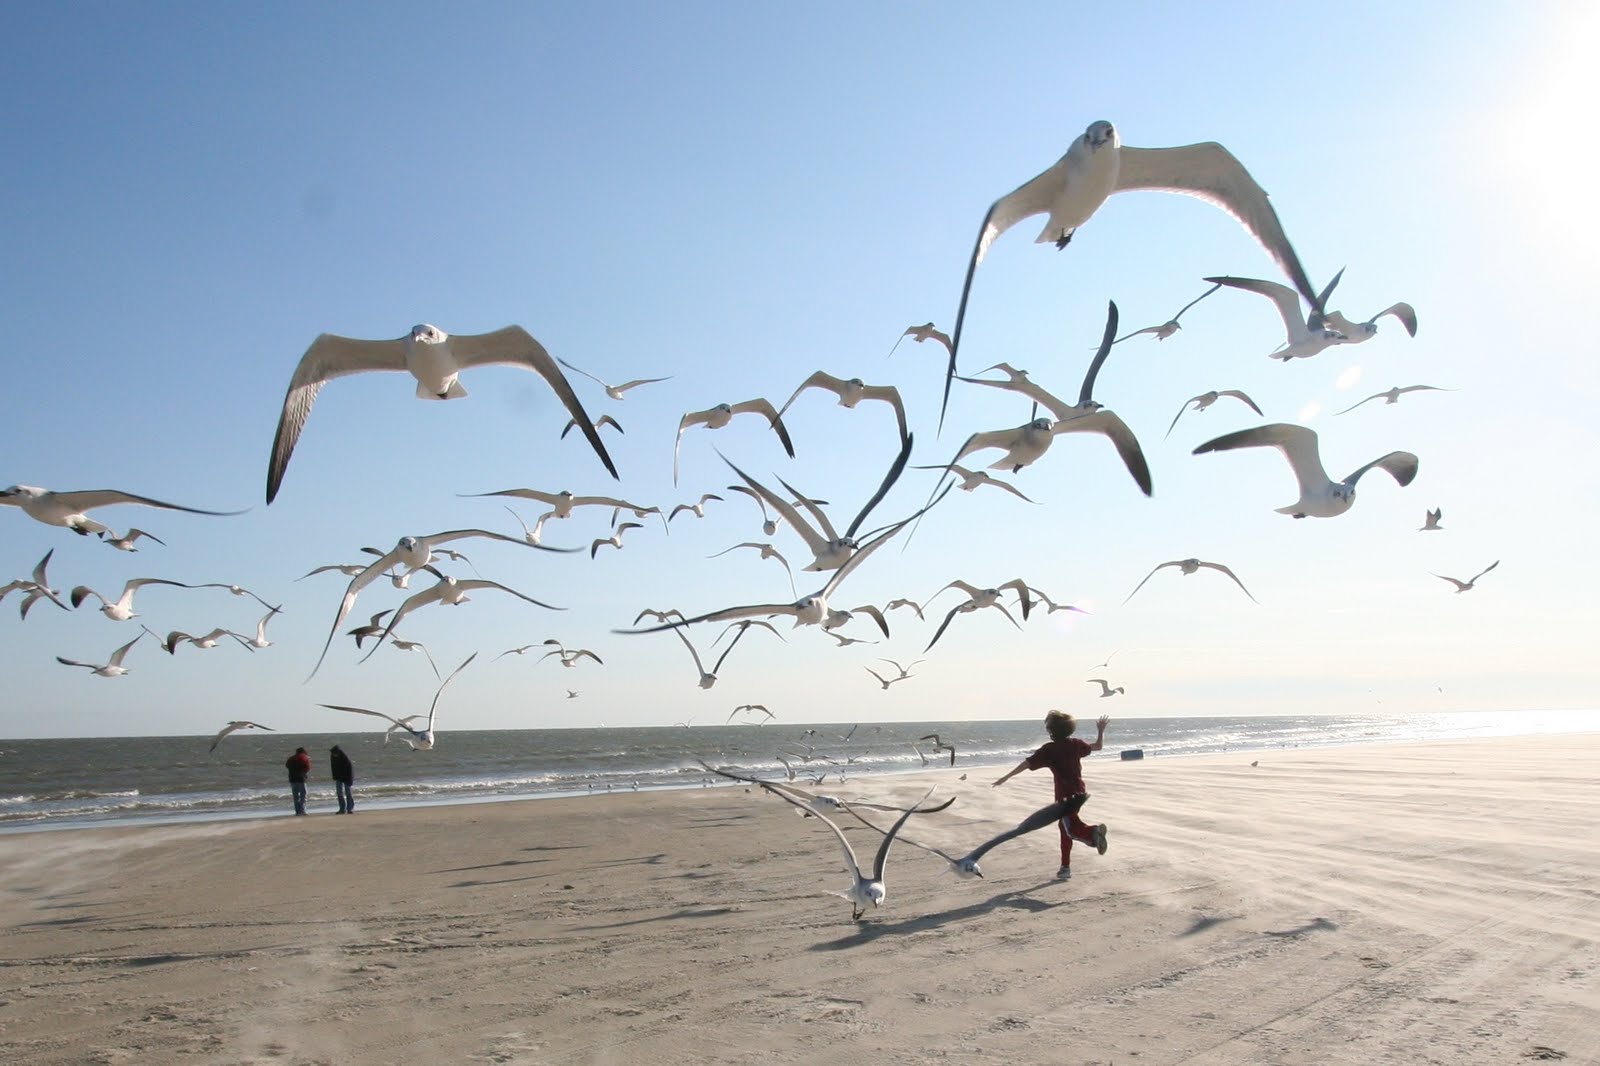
{"left": 1109, "top": 283, "right": 1223, "bottom": 345}
{"left": 941, "top": 120, "right": 1324, "bottom": 423}
{"left": 566, "top": 689, "right": 580, "bottom": 699}
{"left": 1092, "top": 652, "right": 1117, "bottom": 670}
{"left": 239, "top": 607, "right": 283, "bottom": 649}
{"left": 1165, "top": 390, "right": 1263, "bottom": 439}
{"left": 1207, "top": 273, "right": 1347, "bottom": 361}
{"left": 1420, "top": 508, "right": 1443, "bottom": 532}
{"left": 945, "top": 302, "right": 1153, "bottom": 496}
{"left": 728, "top": 704, "right": 777, "bottom": 724}
{"left": 722, "top": 432, "right": 915, "bottom": 571}
{"left": 1192, "top": 423, "right": 1419, "bottom": 519}
{"left": 311, "top": 528, "right": 555, "bottom": 678}
{"left": 297, "top": 562, "right": 368, "bottom": 581}
{"left": 538, "top": 642, "right": 604, "bottom": 668}
{"left": 1324, "top": 302, "right": 1419, "bottom": 344}
{"left": 674, "top": 399, "right": 796, "bottom": 484}
{"left": 890, "top": 322, "right": 953, "bottom": 358}
{"left": 1434, "top": 560, "right": 1500, "bottom": 593}
{"left": 773, "top": 372, "right": 909, "bottom": 444}
{"left": 830, "top": 631, "right": 879, "bottom": 648}
{"left": 931, "top": 579, "right": 1036, "bottom": 618}
{"left": 768, "top": 782, "right": 938, "bottom": 919}
{"left": 1, "top": 550, "right": 70, "bottom": 618}
{"left": 265, "top": 323, "right": 617, "bottom": 503}
{"left": 346, "top": 610, "right": 395, "bottom": 648}
{"left": 708, "top": 542, "right": 797, "bottom": 596}
{"left": 821, "top": 602, "right": 891, "bottom": 639}
{"left": 561, "top": 414, "right": 623, "bottom": 439}
{"left": 918, "top": 734, "right": 958, "bottom": 766}
{"left": 709, "top": 619, "right": 789, "bottom": 652}
{"left": 189, "top": 583, "right": 281, "bottom": 612}
{"left": 463, "top": 487, "right": 657, "bottom": 527}
{"left": 0, "top": 485, "right": 243, "bottom": 537}
{"left": 669, "top": 494, "right": 725, "bottom": 523}
{"left": 1123, "top": 559, "right": 1258, "bottom": 605}
{"left": 325, "top": 653, "right": 476, "bottom": 750}
{"left": 164, "top": 628, "right": 253, "bottom": 655}
{"left": 591, "top": 522, "right": 643, "bottom": 558}
{"left": 554, "top": 357, "right": 672, "bottom": 400}
{"left": 1026, "top": 588, "right": 1090, "bottom": 615}
{"left": 633, "top": 607, "right": 686, "bottom": 626}
{"left": 208, "top": 720, "right": 275, "bottom": 753}
{"left": 672, "top": 626, "right": 724, "bottom": 690}
{"left": 884, "top": 597, "right": 928, "bottom": 622}
{"left": 358, "top": 575, "right": 562, "bottom": 661}
{"left": 70, "top": 578, "right": 198, "bottom": 622}
{"left": 865, "top": 664, "right": 913, "bottom": 689}
{"left": 1087, "top": 679, "right": 1125, "bottom": 697}
{"left": 388, "top": 637, "right": 439, "bottom": 679}
{"left": 56, "top": 630, "right": 146, "bottom": 677}
{"left": 724, "top": 484, "right": 784, "bottom": 537}
{"left": 103, "top": 528, "right": 166, "bottom": 552}
{"left": 923, "top": 584, "right": 1028, "bottom": 653}
{"left": 1334, "top": 385, "right": 1456, "bottom": 416}
{"left": 910, "top": 463, "right": 1037, "bottom": 503}
{"left": 881, "top": 658, "right": 924, "bottom": 679}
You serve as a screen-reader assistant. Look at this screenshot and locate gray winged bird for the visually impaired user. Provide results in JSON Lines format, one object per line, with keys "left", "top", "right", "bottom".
{"left": 890, "top": 322, "right": 953, "bottom": 358}
{"left": 209, "top": 720, "right": 275, "bottom": 753}
{"left": 674, "top": 399, "right": 795, "bottom": 484}
{"left": 1192, "top": 422, "right": 1418, "bottom": 519}
{"left": 554, "top": 356, "right": 672, "bottom": 400}
{"left": 942, "top": 302, "right": 1153, "bottom": 496}
{"left": 1109, "top": 282, "right": 1222, "bottom": 345}
{"left": 1334, "top": 385, "right": 1455, "bottom": 416}
{"left": 325, "top": 653, "right": 476, "bottom": 751}
{"left": 265, "top": 324, "right": 617, "bottom": 503}
{"left": 358, "top": 575, "right": 562, "bottom": 661}
{"left": 1207, "top": 272, "right": 1347, "bottom": 361}
{"left": 1123, "top": 558, "right": 1258, "bottom": 605}
{"left": 561, "top": 414, "right": 623, "bottom": 439}
{"left": 1, "top": 484, "right": 243, "bottom": 536}
{"left": 1165, "top": 390, "right": 1263, "bottom": 438}
{"left": 56, "top": 630, "right": 147, "bottom": 678}
{"left": 1325, "top": 301, "right": 1418, "bottom": 344}
{"left": 1, "top": 550, "right": 70, "bottom": 618}
{"left": 941, "top": 120, "right": 1323, "bottom": 425}
{"left": 103, "top": 528, "right": 166, "bottom": 552}
{"left": 1434, "top": 560, "right": 1499, "bottom": 593}
{"left": 1420, "top": 508, "right": 1443, "bottom": 532}
{"left": 773, "top": 371, "right": 909, "bottom": 444}
{"left": 910, "top": 463, "right": 1036, "bottom": 503}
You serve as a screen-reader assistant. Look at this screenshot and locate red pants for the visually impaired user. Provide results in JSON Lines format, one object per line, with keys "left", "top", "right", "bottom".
{"left": 1058, "top": 807, "right": 1096, "bottom": 865}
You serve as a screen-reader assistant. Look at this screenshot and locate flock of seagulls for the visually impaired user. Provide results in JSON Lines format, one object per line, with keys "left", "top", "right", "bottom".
{"left": 6, "top": 115, "right": 1488, "bottom": 920}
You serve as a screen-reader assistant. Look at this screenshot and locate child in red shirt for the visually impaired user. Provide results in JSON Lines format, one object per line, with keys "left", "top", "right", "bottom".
{"left": 992, "top": 711, "right": 1109, "bottom": 879}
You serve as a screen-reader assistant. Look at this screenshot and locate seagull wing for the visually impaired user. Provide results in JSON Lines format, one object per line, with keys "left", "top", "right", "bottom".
{"left": 1173, "top": 281, "right": 1224, "bottom": 321}
{"left": 309, "top": 548, "right": 402, "bottom": 680}
{"left": 951, "top": 427, "right": 1026, "bottom": 467}
{"left": 1076, "top": 300, "right": 1120, "bottom": 406}
{"left": 1050, "top": 409, "right": 1153, "bottom": 497}
{"left": 449, "top": 326, "right": 618, "bottom": 480}
{"left": 843, "top": 431, "right": 913, "bottom": 540}
{"left": 424, "top": 652, "right": 477, "bottom": 732}
{"left": 552, "top": 356, "right": 609, "bottom": 389}
{"left": 45, "top": 489, "right": 245, "bottom": 518}
{"left": 1119, "top": 144, "right": 1320, "bottom": 311}
{"left": 266, "top": 333, "right": 408, "bottom": 503}
{"left": 1343, "top": 450, "right": 1420, "bottom": 490}
{"left": 324, "top": 704, "right": 408, "bottom": 729}
{"left": 924, "top": 602, "right": 968, "bottom": 653}
{"left": 774, "top": 371, "right": 847, "bottom": 423}
{"left": 1193, "top": 423, "right": 1331, "bottom": 502}
{"left": 1122, "top": 562, "right": 1175, "bottom": 605}
{"left": 868, "top": 786, "right": 938, "bottom": 881}
{"left": 1376, "top": 303, "right": 1419, "bottom": 336}
{"left": 1334, "top": 392, "right": 1384, "bottom": 416}
{"left": 1165, "top": 399, "right": 1198, "bottom": 439}
{"left": 849, "top": 604, "right": 890, "bottom": 638}
{"left": 1217, "top": 390, "right": 1263, "bottom": 416}
{"left": 458, "top": 487, "right": 566, "bottom": 507}
{"left": 1205, "top": 275, "right": 1309, "bottom": 340}
{"left": 1468, "top": 560, "right": 1500, "bottom": 585}
{"left": 672, "top": 625, "right": 709, "bottom": 676}
{"left": 729, "top": 398, "right": 796, "bottom": 458}
{"left": 1197, "top": 561, "right": 1258, "bottom": 603}
{"left": 721, "top": 455, "right": 827, "bottom": 552}
{"left": 964, "top": 797, "right": 1084, "bottom": 866}
{"left": 955, "top": 375, "right": 1077, "bottom": 422}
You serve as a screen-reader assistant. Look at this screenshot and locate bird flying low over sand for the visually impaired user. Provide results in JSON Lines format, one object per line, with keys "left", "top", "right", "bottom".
{"left": 326, "top": 653, "right": 476, "bottom": 751}
{"left": 942, "top": 120, "right": 1324, "bottom": 424}
{"left": 1434, "top": 560, "right": 1499, "bottom": 593}
{"left": 1207, "top": 272, "right": 1347, "bottom": 361}
{"left": 1165, "top": 390, "right": 1263, "bottom": 438}
{"left": 1192, "top": 423, "right": 1418, "bottom": 519}
{"left": 209, "top": 720, "right": 275, "bottom": 753}
{"left": 265, "top": 323, "right": 617, "bottom": 503}
{"left": 674, "top": 399, "right": 795, "bottom": 485}
{"left": 1334, "top": 385, "right": 1456, "bottom": 416}
{"left": 1123, "top": 558, "right": 1258, "bottom": 605}
{"left": 1, "top": 485, "right": 243, "bottom": 536}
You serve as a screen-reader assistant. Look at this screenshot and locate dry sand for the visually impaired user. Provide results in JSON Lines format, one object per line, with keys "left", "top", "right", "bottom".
{"left": 1, "top": 734, "right": 1595, "bottom": 1065}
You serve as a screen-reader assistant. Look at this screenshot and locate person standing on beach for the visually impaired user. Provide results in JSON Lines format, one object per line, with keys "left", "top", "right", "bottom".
{"left": 992, "top": 711, "right": 1109, "bottom": 879}
{"left": 330, "top": 744, "right": 355, "bottom": 814}
{"left": 286, "top": 746, "right": 311, "bottom": 816}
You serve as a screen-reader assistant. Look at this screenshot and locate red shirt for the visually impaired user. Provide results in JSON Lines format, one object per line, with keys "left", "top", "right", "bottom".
{"left": 1024, "top": 738, "right": 1092, "bottom": 798}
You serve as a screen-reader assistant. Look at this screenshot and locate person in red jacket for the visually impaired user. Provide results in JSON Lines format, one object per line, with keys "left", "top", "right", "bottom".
{"left": 992, "top": 711, "right": 1109, "bottom": 879}
{"left": 285, "top": 747, "right": 312, "bottom": 816}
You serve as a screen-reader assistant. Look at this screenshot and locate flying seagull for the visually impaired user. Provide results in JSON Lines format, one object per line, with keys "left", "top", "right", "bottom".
{"left": 1, "top": 485, "right": 243, "bottom": 537}
{"left": 163, "top": 628, "right": 254, "bottom": 655}
{"left": 1165, "top": 390, "right": 1263, "bottom": 439}
{"left": 1123, "top": 558, "right": 1257, "bottom": 605}
{"left": 708, "top": 542, "right": 797, "bottom": 597}
{"left": 1109, "top": 283, "right": 1222, "bottom": 345}
{"left": 1, "top": 550, "right": 70, "bottom": 618}
{"left": 325, "top": 653, "right": 476, "bottom": 750}
{"left": 209, "top": 720, "right": 275, "bottom": 753}
{"left": 56, "top": 630, "right": 146, "bottom": 678}
{"left": 668, "top": 494, "right": 725, "bottom": 523}
{"left": 591, "top": 521, "right": 644, "bottom": 558}
{"left": 1207, "top": 273, "right": 1347, "bottom": 361}
{"left": 358, "top": 575, "right": 561, "bottom": 661}
{"left": 70, "top": 577, "right": 200, "bottom": 622}
{"left": 890, "top": 322, "right": 953, "bottom": 359}
{"left": 1324, "top": 302, "right": 1418, "bottom": 344}
{"left": 773, "top": 372, "right": 909, "bottom": 444}
{"left": 674, "top": 399, "right": 795, "bottom": 484}
{"left": 1087, "top": 679, "right": 1125, "bottom": 697}
{"left": 727, "top": 704, "right": 777, "bottom": 724}
{"left": 942, "top": 120, "right": 1323, "bottom": 424}
{"left": 103, "top": 528, "right": 166, "bottom": 552}
{"left": 265, "top": 323, "right": 617, "bottom": 503}
{"left": 389, "top": 638, "right": 439, "bottom": 678}
{"left": 554, "top": 357, "right": 672, "bottom": 400}
{"left": 1192, "top": 422, "right": 1418, "bottom": 519}
{"left": 1420, "top": 508, "right": 1443, "bottom": 532}
{"left": 1434, "top": 560, "right": 1499, "bottom": 593}
{"left": 1334, "top": 385, "right": 1456, "bottom": 416}
{"left": 561, "top": 414, "right": 623, "bottom": 439}
{"left": 919, "top": 733, "right": 958, "bottom": 766}
{"left": 910, "top": 462, "right": 1037, "bottom": 503}
{"left": 944, "top": 302, "right": 1152, "bottom": 496}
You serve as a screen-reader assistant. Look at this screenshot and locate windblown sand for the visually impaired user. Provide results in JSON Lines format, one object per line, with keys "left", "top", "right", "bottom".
{"left": 1, "top": 734, "right": 1595, "bottom": 1065}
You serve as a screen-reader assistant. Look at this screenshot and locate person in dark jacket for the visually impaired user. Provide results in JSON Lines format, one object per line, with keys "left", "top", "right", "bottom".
{"left": 286, "top": 747, "right": 312, "bottom": 816}
{"left": 330, "top": 744, "right": 355, "bottom": 814}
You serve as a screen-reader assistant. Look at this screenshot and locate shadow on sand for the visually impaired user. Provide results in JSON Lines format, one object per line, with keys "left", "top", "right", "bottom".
{"left": 808, "top": 879, "right": 1064, "bottom": 950}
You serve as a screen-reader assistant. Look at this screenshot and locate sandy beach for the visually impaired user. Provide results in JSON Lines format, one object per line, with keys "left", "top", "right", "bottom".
{"left": 1, "top": 734, "right": 1595, "bottom": 1065}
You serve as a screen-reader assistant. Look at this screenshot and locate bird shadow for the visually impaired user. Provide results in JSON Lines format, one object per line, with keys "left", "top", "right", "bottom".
{"left": 1178, "top": 913, "right": 1240, "bottom": 938}
{"left": 573, "top": 906, "right": 738, "bottom": 931}
{"left": 1265, "top": 916, "right": 1339, "bottom": 938}
{"left": 591, "top": 853, "right": 669, "bottom": 868}
{"left": 429, "top": 858, "right": 552, "bottom": 874}
{"left": 520, "top": 845, "right": 585, "bottom": 853}
{"left": 807, "top": 879, "right": 1062, "bottom": 951}
{"left": 447, "top": 871, "right": 561, "bottom": 889}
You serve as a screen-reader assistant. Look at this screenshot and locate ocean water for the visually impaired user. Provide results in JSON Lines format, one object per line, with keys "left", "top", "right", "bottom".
{"left": 0, "top": 709, "right": 1591, "bottom": 833}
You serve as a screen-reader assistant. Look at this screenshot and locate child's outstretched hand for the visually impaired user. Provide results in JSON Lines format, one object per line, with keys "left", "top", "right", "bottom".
{"left": 1097, "top": 715, "right": 1111, "bottom": 731}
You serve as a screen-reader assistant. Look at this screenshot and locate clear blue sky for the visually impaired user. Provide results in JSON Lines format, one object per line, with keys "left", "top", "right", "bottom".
{"left": 3, "top": 2, "right": 1595, "bottom": 738}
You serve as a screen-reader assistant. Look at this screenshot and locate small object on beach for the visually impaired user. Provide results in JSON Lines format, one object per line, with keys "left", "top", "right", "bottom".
{"left": 1251, "top": 760, "right": 1259, "bottom": 767}
{"left": 1120, "top": 749, "right": 1144, "bottom": 761}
